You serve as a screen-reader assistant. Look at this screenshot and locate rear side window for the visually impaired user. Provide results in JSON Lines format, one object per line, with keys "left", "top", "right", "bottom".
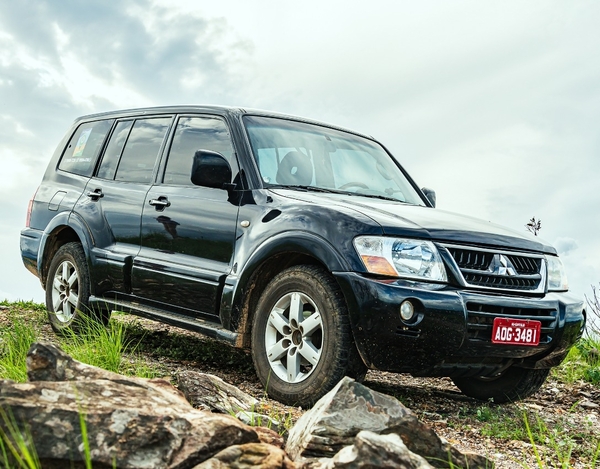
{"left": 96, "top": 120, "right": 134, "bottom": 180}
{"left": 113, "top": 117, "right": 172, "bottom": 183}
{"left": 58, "top": 119, "right": 114, "bottom": 176}
{"left": 163, "top": 116, "right": 236, "bottom": 186}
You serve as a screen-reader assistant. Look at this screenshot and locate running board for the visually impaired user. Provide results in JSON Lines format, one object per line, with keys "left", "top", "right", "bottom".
{"left": 89, "top": 296, "right": 239, "bottom": 345}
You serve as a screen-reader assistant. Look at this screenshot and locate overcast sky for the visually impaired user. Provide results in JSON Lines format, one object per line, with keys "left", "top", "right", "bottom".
{"left": 1, "top": 0, "right": 599, "bottom": 305}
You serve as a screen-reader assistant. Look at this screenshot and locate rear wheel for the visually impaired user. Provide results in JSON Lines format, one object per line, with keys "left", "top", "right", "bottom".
{"left": 45, "top": 242, "right": 108, "bottom": 333}
{"left": 251, "top": 265, "right": 367, "bottom": 406}
{"left": 452, "top": 367, "right": 550, "bottom": 403}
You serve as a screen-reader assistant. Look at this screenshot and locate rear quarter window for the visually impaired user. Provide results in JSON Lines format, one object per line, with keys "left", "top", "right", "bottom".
{"left": 58, "top": 119, "right": 114, "bottom": 176}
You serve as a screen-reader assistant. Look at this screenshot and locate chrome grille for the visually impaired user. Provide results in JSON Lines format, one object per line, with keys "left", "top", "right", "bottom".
{"left": 466, "top": 302, "right": 557, "bottom": 344}
{"left": 445, "top": 245, "right": 545, "bottom": 293}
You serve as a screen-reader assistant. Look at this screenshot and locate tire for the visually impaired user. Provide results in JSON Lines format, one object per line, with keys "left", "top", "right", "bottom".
{"left": 45, "top": 242, "right": 108, "bottom": 333}
{"left": 251, "top": 265, "right": 367, "bottom": 407}
{"left": 452, "top": 367, "right": 551, "bottom": 403}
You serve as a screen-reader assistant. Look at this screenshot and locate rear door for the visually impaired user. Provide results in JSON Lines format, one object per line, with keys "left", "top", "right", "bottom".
{"left": 133, "top": 115, "right": 240, "bottom": 318}
{"left": 78, "top": 116, "right": 173, "bottom": 294}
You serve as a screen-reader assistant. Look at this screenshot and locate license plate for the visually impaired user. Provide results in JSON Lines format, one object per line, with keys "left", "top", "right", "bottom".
{"left": 491, "top": 317, "right": 541, "bottom": 346}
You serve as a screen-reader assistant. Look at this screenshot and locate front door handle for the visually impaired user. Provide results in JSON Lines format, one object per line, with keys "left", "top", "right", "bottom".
{"left": 149, "top": 196, "right": 171, "bottom": 210}
{"left": 86, "top": 188, "right": 104, "bottom": 200}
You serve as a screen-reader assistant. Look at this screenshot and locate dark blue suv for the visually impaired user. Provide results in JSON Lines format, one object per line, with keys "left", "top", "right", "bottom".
{"left": 20, "top": 106, "right": 586, "bottom": 406}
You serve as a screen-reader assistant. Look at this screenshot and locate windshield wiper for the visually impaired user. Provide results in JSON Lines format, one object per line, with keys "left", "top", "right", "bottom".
{"left": 268, "top": 184, "right": 406, "bottom": 203}
{"left": 354, "top": 193, "right": 404, "bottom": 202}
{"left": 268, "top": 185, "right": 349, "bottom": 195}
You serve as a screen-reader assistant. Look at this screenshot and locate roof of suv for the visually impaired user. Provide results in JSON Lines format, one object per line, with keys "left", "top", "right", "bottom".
{"left": 74, "top": 105, "right": 374, "bottom": 140}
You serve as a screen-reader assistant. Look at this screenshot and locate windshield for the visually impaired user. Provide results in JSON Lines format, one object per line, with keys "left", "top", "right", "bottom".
{"left": 243, "top": 116, "right": 425, "bottom": 205}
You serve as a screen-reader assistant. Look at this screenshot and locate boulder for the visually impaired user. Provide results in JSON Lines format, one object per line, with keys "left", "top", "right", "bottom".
{"left": 176, "top": 370, "right": 259, "bottom": 413}
{"left": 1, "top": 343, "right": 258, "bottom": 469}
{"left": 318, "top": 431, "right": 433, "bottom": 469}
{"left": 193, "top": 442, "right": 296, "bottom": 469}
{"left": 254, "top": 426, "right": 285, "bottom": 449}
{"left": 285, "top": 377, "right": 492, "bottom": 469}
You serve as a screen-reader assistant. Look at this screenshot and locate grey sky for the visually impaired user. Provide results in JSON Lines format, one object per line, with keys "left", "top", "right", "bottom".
{"left": 1, "top": 0, "right": 599, "bottom": 303}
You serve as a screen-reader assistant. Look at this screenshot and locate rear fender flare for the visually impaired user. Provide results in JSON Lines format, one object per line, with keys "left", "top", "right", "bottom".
{"left": 38, "top": 212, "right": 94, "bottom": 286}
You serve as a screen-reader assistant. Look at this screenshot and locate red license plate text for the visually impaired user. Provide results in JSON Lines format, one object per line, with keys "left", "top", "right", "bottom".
{"left": 491, "top": 317, "right": 541, "bottom": 346}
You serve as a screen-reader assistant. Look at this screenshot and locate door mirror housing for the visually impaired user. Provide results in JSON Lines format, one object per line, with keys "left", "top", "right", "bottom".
{"left": 421, "top": 187, "right": 436, "bottom": 207}
{"left": 191, "top": 150, "right": 233, "bottom": 189}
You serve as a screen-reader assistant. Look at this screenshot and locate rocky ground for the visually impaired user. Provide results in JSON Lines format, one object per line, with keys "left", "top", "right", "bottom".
{"left": 113, "top": 316, "right": 599, "bottom": 469}
{"left": 5, "top": 306, "right": 599, "bottom": 468}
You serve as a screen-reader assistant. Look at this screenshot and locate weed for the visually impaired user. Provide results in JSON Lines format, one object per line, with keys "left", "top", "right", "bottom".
{"left": 0, "top": 406, "right": 41, "bottom": 469}
{"left": 0, "top": 313, "right": 39, "bottom": 382}
{"left": 59, "top": 313, "right": 129, "bottom": 373}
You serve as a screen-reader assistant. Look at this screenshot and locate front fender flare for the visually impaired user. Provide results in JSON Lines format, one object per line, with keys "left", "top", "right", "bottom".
{"left": 227, "top": 230, "right": 352, "bottom": 336}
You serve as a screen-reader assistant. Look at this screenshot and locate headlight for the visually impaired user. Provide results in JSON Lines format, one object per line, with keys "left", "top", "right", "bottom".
{"left": 546, "top": 255, "right": 568, "bottom": 291}
{"left": 354, "top": 236, "right": 447, "bottom": 282}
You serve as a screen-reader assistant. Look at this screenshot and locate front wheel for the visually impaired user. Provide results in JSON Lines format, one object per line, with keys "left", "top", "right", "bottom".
{"left": 251, "top": 265, "right": 367, "bottom": 407}
{"left": 45, "top": 242, "right": 108, "bottom": 333}
{"left": 452, "top": 367, "right": 551, "bottom": 403}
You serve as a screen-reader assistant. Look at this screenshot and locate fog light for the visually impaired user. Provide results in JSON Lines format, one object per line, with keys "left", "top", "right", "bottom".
{"left": 400, "top": 300, "right": 415, "bottom": 321}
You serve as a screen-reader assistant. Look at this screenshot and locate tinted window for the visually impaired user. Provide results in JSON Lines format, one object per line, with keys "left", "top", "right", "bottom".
{"left": 96, "top": 120, "right": 133, "bottom": 180}
{"left": 114, "top": 118, "right": 171, "bottom": 183}
{"left": 58, "top": 119, "right": 114, "bottom": 176}
{"left": 163, "top": 116, "right": 236, "bottom": 186}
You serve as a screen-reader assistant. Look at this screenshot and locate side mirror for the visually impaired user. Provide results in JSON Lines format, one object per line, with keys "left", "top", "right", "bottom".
{"left": 191, "top": 150, "right": 233, "bottom": 189}
{"left": 421, "top": 187, "right": 436, "bottom": 207}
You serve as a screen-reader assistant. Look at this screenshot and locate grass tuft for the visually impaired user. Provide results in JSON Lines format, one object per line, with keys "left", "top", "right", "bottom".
{"left": 0, "top": 406, "right": 41, "bottom": 469}
{"left": 0, "top": 312, "right": 40, "bottom": 382}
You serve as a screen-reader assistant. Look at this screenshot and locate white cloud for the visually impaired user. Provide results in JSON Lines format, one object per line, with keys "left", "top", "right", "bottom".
{"left": 554, "top": 237, "right": 579, "bottom": 256}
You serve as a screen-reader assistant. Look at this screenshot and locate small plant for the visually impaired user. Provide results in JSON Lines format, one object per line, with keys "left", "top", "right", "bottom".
{"left": 0, "top": 313, "right": 39, "bottom": 382}
{"left": 586, "top": 284, "right": 600, "bottom": 337}
{"left": 0, "top": 406, "right": 41, "bottom": 469}
{"left": 59, "top": 313, "right": 129, "bottom": 373}
{"left": 526, "top": 217, "right": 542, "bottom": 236}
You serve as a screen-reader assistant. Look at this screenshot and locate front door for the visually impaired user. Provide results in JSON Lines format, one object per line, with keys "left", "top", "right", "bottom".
{"left": 134, "top": 115, "right": 240, "bottom": 318}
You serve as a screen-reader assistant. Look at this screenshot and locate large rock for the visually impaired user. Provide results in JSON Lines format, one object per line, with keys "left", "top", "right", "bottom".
{"left": 193, "top": 442, "right": 296, "bottom": 469}
{"left": 176, "top": 371, "right": 259, "bottom": 413}
{"left": 319, "top": 431, "right": 433, "bottom": 469}
{"left": 285, "top": 377, "right": 492, "bottom": 469}
{"left": 1, "top": 343, "right": 258, "bottom": 469}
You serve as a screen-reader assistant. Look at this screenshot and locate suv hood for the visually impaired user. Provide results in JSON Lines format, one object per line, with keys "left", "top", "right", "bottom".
{"left": 272, "top": 190, "right": 556, "bottom": 254}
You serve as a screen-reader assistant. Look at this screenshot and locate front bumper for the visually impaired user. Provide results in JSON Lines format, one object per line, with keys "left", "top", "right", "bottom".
{"left": 335, "top": 272, "right": 585, "bottom": 377}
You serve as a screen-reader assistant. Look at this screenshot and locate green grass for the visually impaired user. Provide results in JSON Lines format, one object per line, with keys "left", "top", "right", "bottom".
{"left": 0, "top": 302, "right": 162, "bottom": 382}
{"left": 0, "top": 302, "right": 45, "bottom": 381}
{"left": 0, "top": 406, "right": 41, "bottom": 469}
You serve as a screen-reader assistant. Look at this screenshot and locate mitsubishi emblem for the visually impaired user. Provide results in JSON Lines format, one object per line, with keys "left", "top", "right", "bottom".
{"left": 490, "top": 254, "right": 517, "bottom": 276}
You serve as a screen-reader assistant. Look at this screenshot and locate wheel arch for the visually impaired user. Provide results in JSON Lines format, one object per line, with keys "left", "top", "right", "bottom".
{"left": 39, "top": 213, "right": 93, "bottom": 288}
{"left": 230, "top": 232, "right": 350, "bottom": 348}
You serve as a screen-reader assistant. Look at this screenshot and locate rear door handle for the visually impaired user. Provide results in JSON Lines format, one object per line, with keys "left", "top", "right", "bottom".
{"left": 86, "top": 188, "right": 104, "bottom": 200}
{"left": 149, "top": 196, "right": 171, "bottom": 210}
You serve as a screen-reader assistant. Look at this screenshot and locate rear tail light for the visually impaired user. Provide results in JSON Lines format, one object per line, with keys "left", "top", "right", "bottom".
{"left": 26, "top": 187, "right": 39, "bottom": 227}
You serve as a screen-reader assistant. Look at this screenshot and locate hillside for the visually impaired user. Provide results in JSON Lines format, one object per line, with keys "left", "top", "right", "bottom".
{"left": 1, "top": 301, "right": 599, "bottom": 468}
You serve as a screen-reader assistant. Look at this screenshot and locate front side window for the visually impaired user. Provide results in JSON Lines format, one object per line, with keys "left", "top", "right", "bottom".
{"left": 58, "top": 119, "right": 114, "bottom": 176}
{"left": 114, "top": 117, "right": 172, "bottom": 183}
{"left": 243, "top": 116, "right": 424, "bottom": 205}
{"left": 163, "top": 116, "right": 237, "bottom": 186}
